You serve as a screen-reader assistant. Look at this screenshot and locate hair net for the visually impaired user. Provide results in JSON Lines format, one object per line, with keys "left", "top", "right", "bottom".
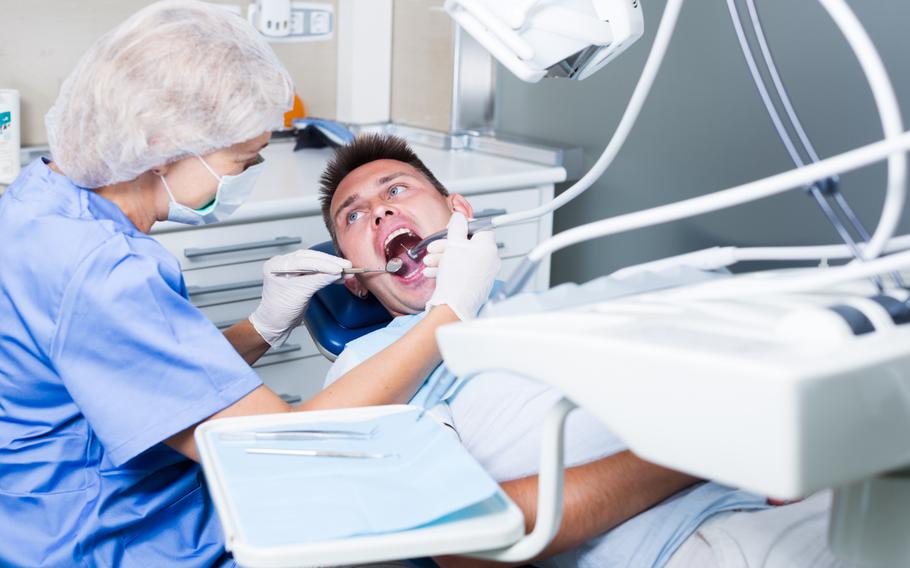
{"left": 45, "top": 0, "right": 294, "bottom": 188}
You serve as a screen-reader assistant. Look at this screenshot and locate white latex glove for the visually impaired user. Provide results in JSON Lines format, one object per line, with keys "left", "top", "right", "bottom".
{"left": 424, "top": 212, "right": 501, "bottom": 321}
{"left": 250, "top": 249, "right": 352, "bottom": 347}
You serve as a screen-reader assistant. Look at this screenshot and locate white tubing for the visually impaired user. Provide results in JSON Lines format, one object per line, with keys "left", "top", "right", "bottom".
{"left": 489, "top": 0, "right": 686, "bottom": 228}
{"left": 611, "top": 235, "right": 910, "bottom": 280}
{"left": 669, "top": 247, "right": 910, "bottom": 301}
{"left": 734, "top": 235, "right": 910, "bottom": 262}
{"left": 526, "top": 131, "right": 910, "bottom": 264}
{"left": 815, "top": 0, "right": 905, "bottom": 259}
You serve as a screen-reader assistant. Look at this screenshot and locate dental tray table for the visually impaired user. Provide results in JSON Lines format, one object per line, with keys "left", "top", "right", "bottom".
{"left": 196, "top": 405, "right": 524, "bottom": 568}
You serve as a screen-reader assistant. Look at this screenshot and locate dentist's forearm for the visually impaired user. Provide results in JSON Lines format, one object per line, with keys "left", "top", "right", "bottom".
{"left": 224, "top": 319, "right": 272, "bottom": 365}
{"left": 299, "top": 305, "right": 459, "bottom": 410}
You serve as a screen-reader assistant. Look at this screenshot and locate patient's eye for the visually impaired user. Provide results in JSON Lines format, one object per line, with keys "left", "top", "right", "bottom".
{"left": 346, "top": 210, "right": 364, "bottom": 224}
{"left": 389, "top": 185, "right": 406, "bottom": 197}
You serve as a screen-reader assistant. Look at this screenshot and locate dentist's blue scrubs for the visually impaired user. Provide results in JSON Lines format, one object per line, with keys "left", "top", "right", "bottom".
{"left": 0, "top": 159, "right": 262, "bottom": 566}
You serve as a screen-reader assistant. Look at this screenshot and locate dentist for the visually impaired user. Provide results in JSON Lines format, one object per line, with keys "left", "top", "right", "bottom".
{"left": 0, "top": 1, "right": 499, "bottom": 566}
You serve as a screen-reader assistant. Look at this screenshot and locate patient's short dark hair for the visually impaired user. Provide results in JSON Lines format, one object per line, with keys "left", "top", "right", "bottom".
{"left": 319, "top": 134, "right": 448, "bottom": 242}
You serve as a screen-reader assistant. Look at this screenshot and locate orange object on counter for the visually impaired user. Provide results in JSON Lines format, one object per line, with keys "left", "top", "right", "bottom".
{"left": 284, "top": 94, "right": 306, "bottom": 128}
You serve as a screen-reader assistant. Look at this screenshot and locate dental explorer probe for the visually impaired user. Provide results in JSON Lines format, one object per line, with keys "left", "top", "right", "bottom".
{"left": 245, "top": 448, "right": 396, "bottom": 459}
{"left": 271, "top": 258, "right": 404, "bottom": 276}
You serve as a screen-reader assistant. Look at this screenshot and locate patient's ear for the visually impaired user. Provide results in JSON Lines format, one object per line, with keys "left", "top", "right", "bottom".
{"left": 448, "top": 194, "right": 474, "bottom": 218}
{"left": 344, "top": 275, "right": 370, "bottom": 299}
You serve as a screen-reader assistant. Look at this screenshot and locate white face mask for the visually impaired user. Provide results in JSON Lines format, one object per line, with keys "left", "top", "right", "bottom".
{"left": 160, "top": 154, "right": 264, "bottom": 226}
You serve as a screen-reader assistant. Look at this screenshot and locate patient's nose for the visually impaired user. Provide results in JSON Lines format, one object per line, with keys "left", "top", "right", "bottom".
{"left": 373, "top": 208, "right": 396, "bottom": 226}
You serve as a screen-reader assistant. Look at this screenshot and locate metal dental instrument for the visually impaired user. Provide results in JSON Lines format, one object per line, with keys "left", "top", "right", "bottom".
{"left": 272, "top": 259, "right": 403, "bottom": 276}
{"left": 405, "top": 217, "right": 496, "bottom": 260}
{"left": 245, "top": 448, "right": 396, "bottom": 459}
{"left": 220, "top": 428, "right": 377, "bottom": 442}
{"left": 385, "top": 258, "right": 404, "bottom": 273}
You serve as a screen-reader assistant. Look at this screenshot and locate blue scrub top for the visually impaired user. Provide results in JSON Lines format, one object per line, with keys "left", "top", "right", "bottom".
{"left": 0, "top": 160, "right": 263, "bottom": 566}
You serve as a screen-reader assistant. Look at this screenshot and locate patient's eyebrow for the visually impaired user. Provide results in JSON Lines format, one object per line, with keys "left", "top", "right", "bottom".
{"left": 377, "top": 172, "right": 410, "bottom": 186}
{"left": 333, "top": 192, "right": 360, "bottom": 223}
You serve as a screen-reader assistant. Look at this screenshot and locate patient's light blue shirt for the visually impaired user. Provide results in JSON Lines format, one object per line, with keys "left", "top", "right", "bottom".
{"left": 326, "top": 289, "right": 769, "bottom": 568}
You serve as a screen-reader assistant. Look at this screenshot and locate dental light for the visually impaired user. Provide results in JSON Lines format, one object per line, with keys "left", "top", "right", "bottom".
{"left": 444, "top": 0, "right": 644, "bottom": 83}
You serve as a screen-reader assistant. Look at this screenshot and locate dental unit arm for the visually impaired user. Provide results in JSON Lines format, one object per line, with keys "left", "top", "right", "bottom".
{"left": 436, "top": 0, "right": 910, "bottom": 567}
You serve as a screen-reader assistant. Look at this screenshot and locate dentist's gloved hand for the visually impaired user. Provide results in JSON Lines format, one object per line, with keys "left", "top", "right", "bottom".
{"left": 250, "top": 250, "right": 352, "bottom": 347}
{"left": 423, "top": 212, "right": 500, "bottom": 321}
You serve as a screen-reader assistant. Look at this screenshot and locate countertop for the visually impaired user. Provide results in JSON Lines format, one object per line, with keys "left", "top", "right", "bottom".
{"left": 152, "top": 139, "right": 566, "bottom": 234}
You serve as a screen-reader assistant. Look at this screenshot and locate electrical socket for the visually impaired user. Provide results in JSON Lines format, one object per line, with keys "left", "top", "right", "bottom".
{"left": 250, "top": 2, "right": 333, "bottom": 43}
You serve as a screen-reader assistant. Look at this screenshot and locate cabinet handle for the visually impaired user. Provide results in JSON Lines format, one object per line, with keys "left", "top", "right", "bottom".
{"left": 188, "top": 279, "right": 262, "bottom": 296}
{"left": 184, "top": 236, "right": 302, "bottom": 259}
{"left": 264, "top": 343, "right": 302, "bottom": 357}
{"left": 474, "top": 208, "right": 507, "bottom": 219}
{"left": 497, "top": 242, "right": 506, "bottom": 250}
{"left": 279, "top": 393, "right": 302, "bottom": 404}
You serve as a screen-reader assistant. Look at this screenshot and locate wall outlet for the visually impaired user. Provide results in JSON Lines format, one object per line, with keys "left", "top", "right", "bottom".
{"left": 249, "top": 2, "right": 333, "bottom": 43}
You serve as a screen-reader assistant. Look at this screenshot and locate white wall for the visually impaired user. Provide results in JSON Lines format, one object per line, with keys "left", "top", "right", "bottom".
{"left": 0, "top": 0, "right": 339, "bottom": 147}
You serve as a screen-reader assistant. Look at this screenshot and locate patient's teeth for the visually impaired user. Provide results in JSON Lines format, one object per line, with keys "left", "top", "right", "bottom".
{"left": 383, "top": 227, "right": 414, "bottom": 248}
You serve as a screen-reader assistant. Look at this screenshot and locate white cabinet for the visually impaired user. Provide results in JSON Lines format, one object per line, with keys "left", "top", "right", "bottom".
{"left": 151, "top": 144, "right": 560, "bottom": 402}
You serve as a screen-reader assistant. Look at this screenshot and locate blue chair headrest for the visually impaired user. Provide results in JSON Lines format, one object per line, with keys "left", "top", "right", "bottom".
{"left": 303, "top": 241, "right": 393, "bottom": 359}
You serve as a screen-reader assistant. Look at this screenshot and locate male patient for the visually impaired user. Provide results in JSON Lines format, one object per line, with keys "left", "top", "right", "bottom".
{"left": 317, "top": 134, "right": 839, "bottom": 568}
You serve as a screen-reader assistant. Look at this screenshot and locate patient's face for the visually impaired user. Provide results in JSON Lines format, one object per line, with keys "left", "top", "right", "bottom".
{"left": 330, "top": 159, "right": 472, "bottom": 317}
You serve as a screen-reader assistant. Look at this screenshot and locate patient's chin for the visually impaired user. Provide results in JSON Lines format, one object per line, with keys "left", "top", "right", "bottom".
{"left": 389, "top": 280, "right": 434, "bottom": 314}
{"left": 365, "top": 277, "right": 434, "bottom": 316}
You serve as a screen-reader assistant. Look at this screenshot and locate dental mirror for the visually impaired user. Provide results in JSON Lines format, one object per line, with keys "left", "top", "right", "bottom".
{"left": 385, "top": 258, "right": 404, "bottom": 273}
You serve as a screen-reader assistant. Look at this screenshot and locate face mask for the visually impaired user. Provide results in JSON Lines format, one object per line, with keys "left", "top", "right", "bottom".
{"left": 160, "top": 154, "right": 265, "bottom": 226}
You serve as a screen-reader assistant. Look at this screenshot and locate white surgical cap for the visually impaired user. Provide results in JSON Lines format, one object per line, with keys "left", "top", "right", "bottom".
{"left": 46, "top": 0, "right": 294, "bottom": 188}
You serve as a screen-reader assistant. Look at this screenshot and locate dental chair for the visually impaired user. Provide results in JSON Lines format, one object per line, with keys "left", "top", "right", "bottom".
{"left": 302, "top": 241, "right": 393, "bottom": 361}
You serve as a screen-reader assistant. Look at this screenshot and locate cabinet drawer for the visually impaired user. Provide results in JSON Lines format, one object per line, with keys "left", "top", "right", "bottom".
{"left": 466, "top": 188, "right": 540, "bottom": 219}
{"left": 154, "top": 216, "right": 329, "bottom": 270}
{"left": 200, "top": 298, "right": 262, "bottom": 328}
{"left": 499, "top": 256, "right": 540, "bottom": 293}
{"left": 202, "top": 303, "right": 320, "bottom": 360}
{"left": 493, "top": 221, "right": 539, "bottom": 258}
{"left": 183, "top": 259, "right": 266, "bottom": 291}
{"left": 187, "top": 278, "right": 263, "bottom": 309}
{"left": 466, "top": 189, "right": 541, "bottom": 258}
{"left": 255, "top": 354, "right": 332, "bottom": 404}
{"left": 255, "top": 325, "right": 321, "bottom": 362}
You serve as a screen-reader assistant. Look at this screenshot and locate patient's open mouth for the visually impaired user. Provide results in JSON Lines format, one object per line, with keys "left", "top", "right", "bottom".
{"left": 384, "top": 228, "right": 425, "bottom": 280}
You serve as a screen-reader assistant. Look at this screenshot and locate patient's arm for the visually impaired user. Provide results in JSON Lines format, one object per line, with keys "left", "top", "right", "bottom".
{"left": 297, "top": 304, "right": 459, "bottom": 410}
{"left": 435, "top": 451, "right": 699, "bottom": 567}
